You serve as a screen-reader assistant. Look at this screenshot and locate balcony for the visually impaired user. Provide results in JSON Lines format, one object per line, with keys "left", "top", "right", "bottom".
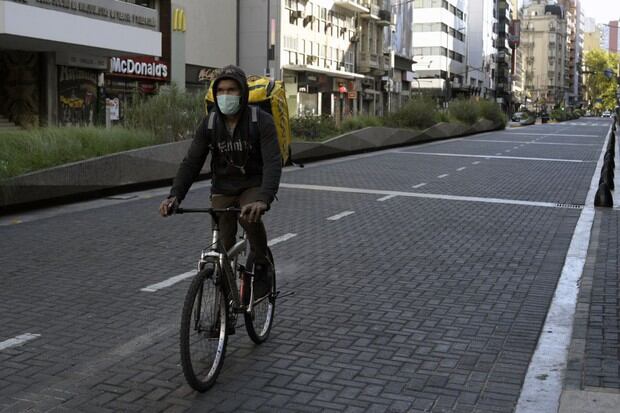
{"left": 360, "top": 3, "right": 380, "bottom": 20}
{"left": 358, "top": 51, "right": 387, "bottom": 75}
{"left": 377, "top": 9, "right": 391, "bottom": 26}
{"left": 333, "top": 0, "right": 369, "bottom": 13}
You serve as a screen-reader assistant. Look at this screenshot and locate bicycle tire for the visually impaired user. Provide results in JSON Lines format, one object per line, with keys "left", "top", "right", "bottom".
{"left": 244, "top": 248, "right": 276, "bottom": 344}
{"left": 179, "top": 266, "right": 227, "bottom": 392}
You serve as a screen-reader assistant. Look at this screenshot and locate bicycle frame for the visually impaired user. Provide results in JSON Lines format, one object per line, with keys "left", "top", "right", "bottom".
{"left": 180, "top": 207, "right": 257, "bottom": 314}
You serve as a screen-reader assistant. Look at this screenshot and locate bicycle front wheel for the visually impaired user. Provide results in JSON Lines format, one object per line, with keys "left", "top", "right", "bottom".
{"left": 179, "top": 267, "right": 227, "bottom": 392}
{"left": 244, "top": 248, "right": 276, "bottom": 344}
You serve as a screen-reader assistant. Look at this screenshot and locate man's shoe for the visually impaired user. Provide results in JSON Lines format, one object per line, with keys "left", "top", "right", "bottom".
{"left": 252, "top": 263, "right": 272, "bottom": 300}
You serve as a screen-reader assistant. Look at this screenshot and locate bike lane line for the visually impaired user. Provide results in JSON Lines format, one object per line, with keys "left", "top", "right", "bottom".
{"left": 140, "top": 233, "right": 298, "bottom": 292}
{"left": 326, "top": 211, "right": 355, "bottom": 221}
{"left": 515, "top": 122, "right": 613, "bottom": 413}
{"left": 0, "top": 333, "right": 41, "bottom": 351}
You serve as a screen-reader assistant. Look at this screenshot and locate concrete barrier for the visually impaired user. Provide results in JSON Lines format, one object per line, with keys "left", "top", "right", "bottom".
{"left": 1, "top": 119, "right": 504, "bottom": 210}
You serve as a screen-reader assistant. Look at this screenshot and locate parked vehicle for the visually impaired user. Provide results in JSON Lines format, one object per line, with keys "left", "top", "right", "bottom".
{"left": 602, "top": 111, "right": 612, "bottom": 118}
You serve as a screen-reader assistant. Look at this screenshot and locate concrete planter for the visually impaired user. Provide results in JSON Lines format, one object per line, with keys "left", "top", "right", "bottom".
{"left": 1, "top": 119, "right": 504, "bottom": 210}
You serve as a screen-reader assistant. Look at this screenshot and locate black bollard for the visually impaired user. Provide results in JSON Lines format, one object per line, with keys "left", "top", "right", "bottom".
{"left": 594, "top": 182, "right": 614, "bottom": 207}
{"left": 604, "top": 152, "right": 615, "bottom": 169}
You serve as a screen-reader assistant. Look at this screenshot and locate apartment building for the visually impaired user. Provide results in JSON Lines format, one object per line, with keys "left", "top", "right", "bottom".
{"left": 558, "top": 0, "right": 583, "bottom": 106}
{"left": 238, "top": 0, "right": 389, "bottom": 118}
{"left": 509, "top": 0, "right": 524, "bottom": 109}
{"left": 521, "top": 0, "right": 568, "bottom": 109}
{"left": 384, "top": 0, "right": 416, "bottom": 112}
{"left": 467, "top": 0, "right": 496, "bottom": 98}
{"left": 495, "top": 0, "right": 513, "bottom": 111}
{"left": 0, "top": 0, "right": 163, "bottom": 127}
{"left": 411, "top": 0, "right": 468, "bottom": 102}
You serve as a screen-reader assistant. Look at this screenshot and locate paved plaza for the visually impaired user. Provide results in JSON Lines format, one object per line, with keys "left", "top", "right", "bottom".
{"left": 1, "top": 119, "right": 618, "bottom": 412}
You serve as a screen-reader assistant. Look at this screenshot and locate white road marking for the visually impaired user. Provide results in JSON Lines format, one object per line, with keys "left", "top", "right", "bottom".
{"left": 268, "top": 232, "right": 298, "bottom": 246}
{"left": 495, "top": 152, "right": 503, "bottom": 155}
{"left": 396, "top": 152, "right": 590, "bottom": 163}
{"left": 466, "top": 139, "right": 597, "bottom": 146}
{"left": 515, "top": 123, "right": 613, "bottom": 413}
{"left": 0, "top": 333, "right": 41, "bottom": 351}
{"left": 377, "top": 194, "right": 398, "bottom": 202}
{"left": 412, "top": 183, "right": 427, "bottom": 188}
{"left": 500, "top": 132, "right": 599, "bottom": 137}
{"left": 142, "top": 233, "right": 298, "bottom": 292}
{"left": 141, "top": 271, "right": 197, "bottom": 292}
{"left": 472, "top": 161, "right": 481, "bottom": 165}
{"left": 437, "top": 174, "right": 449, "bottom": 178}
{"left": 456, "top": 167, "right": 467, "bottom": 171}
{"left": 327, "top": 211, "right": 355, "bottom": 221}
{"left": 279, "top": 183, "right": 560, "bottom": 208}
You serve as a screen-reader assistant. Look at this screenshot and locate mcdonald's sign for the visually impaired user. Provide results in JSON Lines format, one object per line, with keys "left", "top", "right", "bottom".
{"left": 173, "top": 8, "right": 186, "bottom": 32}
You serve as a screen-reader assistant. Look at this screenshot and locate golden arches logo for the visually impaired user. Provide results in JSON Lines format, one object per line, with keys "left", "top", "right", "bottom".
{"left": 173, "top": 8, "right": 186, "bottom": 32}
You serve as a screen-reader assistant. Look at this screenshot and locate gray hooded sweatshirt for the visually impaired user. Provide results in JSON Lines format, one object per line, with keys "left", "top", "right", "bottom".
{"left": 169, "top": 65, "right": 282, "bottom": 206}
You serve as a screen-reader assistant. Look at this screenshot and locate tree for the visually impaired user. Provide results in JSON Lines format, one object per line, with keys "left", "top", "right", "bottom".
{"left": 583, "top": 50, "right": 619, "bottom": 112}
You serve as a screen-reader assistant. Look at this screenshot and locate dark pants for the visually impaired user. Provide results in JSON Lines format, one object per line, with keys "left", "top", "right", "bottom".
{"left": 210, "top": 187, "right": 269, "bottom": 265}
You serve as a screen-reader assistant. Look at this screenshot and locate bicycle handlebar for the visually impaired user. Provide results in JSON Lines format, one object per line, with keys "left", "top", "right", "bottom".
{"left": 175, "top": 207, "right": 242, "bottom": 214}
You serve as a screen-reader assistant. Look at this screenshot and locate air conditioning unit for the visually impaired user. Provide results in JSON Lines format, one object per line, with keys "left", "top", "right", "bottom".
{"left": 350, "top": 33, "right": 359, "bottom": 42}
{"left": 340, "top": 27, "right": 347, "bottom": 35}
{"left": 290, "top": 10, "right": 302, "bottom": 19}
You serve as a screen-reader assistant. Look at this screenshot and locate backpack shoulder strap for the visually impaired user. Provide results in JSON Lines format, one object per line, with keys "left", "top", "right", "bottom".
{"left": 249, "top": 105, "right": 259, "bottom": 142}
{"left": 207, "top": 110, "right": 217, "bottom": 131}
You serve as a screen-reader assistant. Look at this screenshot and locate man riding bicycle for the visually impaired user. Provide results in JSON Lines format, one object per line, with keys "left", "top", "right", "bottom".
{"left": 159, "top": 65, "right": 282, "bottom": 299}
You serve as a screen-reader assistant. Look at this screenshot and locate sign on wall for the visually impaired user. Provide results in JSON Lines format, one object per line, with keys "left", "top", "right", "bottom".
{"left": 110, "top": 57, "right": 169, "bottom": 81}
{"left": 9, "top": 0, "right": 158, "bottom": 29}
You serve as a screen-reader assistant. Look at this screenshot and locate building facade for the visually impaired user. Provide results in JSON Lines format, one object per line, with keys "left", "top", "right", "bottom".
{"left": 411, "top": 0, "right": 468, "bottom": 103}
{"left": 172, "top": 0, "right": 237, "bottom": 92}
{"left": 521, "top": 0, "right": 568, "bottom": 110}
{"left": 495, "top": 0, "right": 514, "bottom": 111}
{"left": 0, "top": 0, "right": 163, "bottom": 127}
{"left": 238, "top": 0, "right": 390, "bottom": 118}
{"left": 558, "top": 0, "right": 583, "bottom": 107}
{"left": 467, "top": 0, "right": 497, "bottom": 99}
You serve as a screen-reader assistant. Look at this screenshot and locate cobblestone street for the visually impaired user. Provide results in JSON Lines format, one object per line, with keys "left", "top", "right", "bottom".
{"left": 1, "top": 120, "right": 616, "bottom": 412}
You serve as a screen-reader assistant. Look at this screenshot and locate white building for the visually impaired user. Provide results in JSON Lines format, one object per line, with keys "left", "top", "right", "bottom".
{"left": 411, "top": 0, "right": 468, "bottom": 101}
{"left": 0, "top": 0, "right": 163, "bottom": 127}
{"left": 238, "top": 0, "right": 390, "bottom": 118}
{"left": 467, "top": 0, "right": 497, "bottom": 98}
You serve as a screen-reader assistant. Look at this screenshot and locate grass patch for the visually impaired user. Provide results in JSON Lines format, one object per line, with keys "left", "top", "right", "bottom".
{"left": 0, "top": 127, "right": 157, "bottom": 180}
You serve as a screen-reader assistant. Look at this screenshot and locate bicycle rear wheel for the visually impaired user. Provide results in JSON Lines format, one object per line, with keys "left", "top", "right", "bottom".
{"left": 179, "top": 267, "right": 227, "bottom": 392}
{"left": 244, "top": 248, "right": 276, "bottom": 344}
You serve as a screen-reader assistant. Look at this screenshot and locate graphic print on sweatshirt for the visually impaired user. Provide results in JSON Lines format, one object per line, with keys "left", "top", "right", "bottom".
{"left": 217, "top": 136, "right": 252, "bottom": 172}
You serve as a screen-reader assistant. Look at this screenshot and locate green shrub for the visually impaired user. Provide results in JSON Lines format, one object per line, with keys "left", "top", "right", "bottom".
{"left": 448, "top": 99, "right": 480, "bottom": 125}
{"left": 123, "top": 83, "right": 205, "bottom": 142}
{"left": 0, "top": 127, "right": 157, "bottom": 180}
{"left": 386, "top": 97, "right": 438, "bottom": 129}
{"left": 477, "top": 100, "right": 506, "bottom": 125}
{"left": 290, "top": 114, "right": 338, "bottom": 141}
{"left": 341, "top": 116, "right": 384, "bottom": 131}
{"left": 551, "top": 108, "right": 567, "bottom": 121}
{"left": 434, "top": 111, "right": 450, "bottom": 123}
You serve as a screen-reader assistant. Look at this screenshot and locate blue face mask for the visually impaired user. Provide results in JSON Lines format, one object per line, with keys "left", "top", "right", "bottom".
{"left": 217, "top": 95, "right": 241, "bottom": 115}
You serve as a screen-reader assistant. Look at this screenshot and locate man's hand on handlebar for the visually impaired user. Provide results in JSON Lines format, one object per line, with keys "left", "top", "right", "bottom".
{"left": 159, "top": 196, "right": 179, "bottom": 217}
{"left": 241, "top": 201, "right": 267, "bottom": 223}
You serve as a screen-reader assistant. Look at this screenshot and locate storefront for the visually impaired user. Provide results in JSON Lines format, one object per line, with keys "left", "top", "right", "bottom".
{"left": 56, "top": 51, "right": 108, "bottom": 127}
{"left": 104, "top": 56, "right": 169, "bottom": 122}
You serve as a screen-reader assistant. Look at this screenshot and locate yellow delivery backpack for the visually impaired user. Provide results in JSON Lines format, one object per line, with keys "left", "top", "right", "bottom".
{"left": 205, "top": 75, "right": 292, "bottom": 166}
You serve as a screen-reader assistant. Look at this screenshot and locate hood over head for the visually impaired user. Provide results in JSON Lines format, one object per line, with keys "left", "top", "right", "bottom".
{"left": 212, "top": 65, "right": 249, "bottom": 116}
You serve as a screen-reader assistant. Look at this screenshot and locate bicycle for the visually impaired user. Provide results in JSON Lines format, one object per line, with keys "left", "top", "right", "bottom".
{"left": 175, "top": 207, "right": 277, "bottom": 392}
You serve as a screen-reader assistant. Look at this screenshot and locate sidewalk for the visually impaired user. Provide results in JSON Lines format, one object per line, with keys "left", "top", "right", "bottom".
{"left": 560, "top": 207, "right": 620, "bottom": 412}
